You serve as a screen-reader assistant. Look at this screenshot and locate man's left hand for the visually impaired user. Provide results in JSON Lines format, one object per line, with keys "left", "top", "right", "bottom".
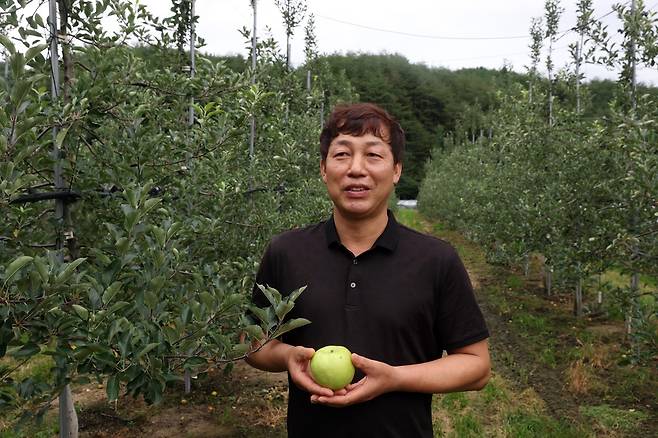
{"left": 310, "top": 353, "right": 397, "bottom": 407}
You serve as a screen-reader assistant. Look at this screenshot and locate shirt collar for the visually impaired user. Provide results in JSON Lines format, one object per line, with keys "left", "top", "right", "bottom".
{"left": 324, "top": 210, "right": 399, "bottom": 253}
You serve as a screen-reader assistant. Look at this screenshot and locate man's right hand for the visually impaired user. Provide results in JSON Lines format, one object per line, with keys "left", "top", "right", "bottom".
{"left": 245, "top": 339, "right": 338, "bottom": 399}
{"left": 286, "top": 346, "right": 335, "bottom": 398}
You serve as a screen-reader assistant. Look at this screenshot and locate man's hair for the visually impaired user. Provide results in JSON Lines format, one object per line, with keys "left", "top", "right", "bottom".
{"left": 319, "top": 103, "right": 405, "bottom": 164}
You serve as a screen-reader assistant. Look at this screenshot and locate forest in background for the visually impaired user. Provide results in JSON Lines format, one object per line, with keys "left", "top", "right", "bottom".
{"left": 215, "top": 51, "right": 658, "bottom": 199}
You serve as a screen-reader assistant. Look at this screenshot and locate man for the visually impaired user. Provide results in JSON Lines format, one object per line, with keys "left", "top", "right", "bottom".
{"left": 246, "top": 103, "right": 490, "bottom": 437}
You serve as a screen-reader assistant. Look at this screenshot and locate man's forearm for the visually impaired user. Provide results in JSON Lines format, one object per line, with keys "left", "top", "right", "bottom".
{"left": 393, "top": 340, "right": 490, "bottom": 394}
{"left": 244, "top": 338, "right": 293, "bottom": 372}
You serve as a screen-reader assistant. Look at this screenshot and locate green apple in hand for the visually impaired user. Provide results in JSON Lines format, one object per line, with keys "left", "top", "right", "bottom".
{"left": 310, "top": 345, "right": 355, "bottom": 390}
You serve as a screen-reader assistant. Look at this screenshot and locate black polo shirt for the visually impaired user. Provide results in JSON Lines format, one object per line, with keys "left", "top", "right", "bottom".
{"left": 252, "top": 211, "right": 489, "bottom": 438}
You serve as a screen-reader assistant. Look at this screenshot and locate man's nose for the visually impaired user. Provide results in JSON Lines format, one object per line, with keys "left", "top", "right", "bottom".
{"left": 347, "top": 154, "right": 366, "bottom": 176}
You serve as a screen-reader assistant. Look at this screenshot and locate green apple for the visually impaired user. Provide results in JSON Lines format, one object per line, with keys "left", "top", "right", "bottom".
{"left": 310, "top": 345, "right": 355, "bottom": 390}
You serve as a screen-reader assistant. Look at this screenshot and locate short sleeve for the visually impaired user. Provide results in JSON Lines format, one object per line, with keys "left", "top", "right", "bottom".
{"left": 434, "top": 248, "right": 489, "bottom": 352}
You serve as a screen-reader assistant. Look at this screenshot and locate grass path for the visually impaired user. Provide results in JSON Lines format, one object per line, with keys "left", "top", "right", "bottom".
{"left": 396, "top": 208, "right": 656, "bottom": 437}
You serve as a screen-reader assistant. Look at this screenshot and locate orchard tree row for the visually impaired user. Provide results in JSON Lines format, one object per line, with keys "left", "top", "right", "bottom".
{"left": 0, "top": 0, "right": 348, "bottom": 433}
{"left": 418, "top": 0, "right": 657, "bottom": 363}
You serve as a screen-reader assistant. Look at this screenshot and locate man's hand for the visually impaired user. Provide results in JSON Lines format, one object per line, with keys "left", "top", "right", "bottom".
{"left": 286, "top": 346, "right": 335, "bottom": 398}
{"left": 308, "top": 339, "right": 491, "bottom": 407}
{"left": 310, "top": 353, "right": 396, "bottom": 407}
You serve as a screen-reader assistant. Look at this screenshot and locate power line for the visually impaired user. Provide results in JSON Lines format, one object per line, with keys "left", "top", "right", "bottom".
{"left": 317, "top": 0, "right": 647, "bottom": 44}
{"left": 316, "top": 14, "right": 530, "bottom": 40}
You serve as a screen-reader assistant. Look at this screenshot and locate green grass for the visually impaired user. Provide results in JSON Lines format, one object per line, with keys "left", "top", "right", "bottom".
{"left": 505, "top": 410, "right": 586, "bottom": 438}
{"left": 395, "top": 208, "right": 424, "bottom": 230}
{"left": 580, "top": 404, "right": 650, "bottom": 435}
{"left": 451, "top": 413, "right": 482, "bottom": 437}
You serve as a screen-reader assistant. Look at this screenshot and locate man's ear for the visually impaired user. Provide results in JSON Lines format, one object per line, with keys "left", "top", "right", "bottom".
{"left": 320, "top": 160, "right": 327, "bottom": 184}
{"left": 393, "top": 162, "right": 402, "bottom": 184}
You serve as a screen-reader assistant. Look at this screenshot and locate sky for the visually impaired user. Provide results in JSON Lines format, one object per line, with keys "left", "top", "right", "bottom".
{"left": 137, "top": 0, "right": 658, "bottom": 86}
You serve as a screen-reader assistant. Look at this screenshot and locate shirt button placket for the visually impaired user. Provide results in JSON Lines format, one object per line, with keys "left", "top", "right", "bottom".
{"left": 346, "top": 257, "right": 360, "bottom": 308}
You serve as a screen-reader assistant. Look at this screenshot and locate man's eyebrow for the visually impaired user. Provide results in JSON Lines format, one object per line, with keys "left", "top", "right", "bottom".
{"left": 333, "top": 139, "right": 386, "bottom": 146}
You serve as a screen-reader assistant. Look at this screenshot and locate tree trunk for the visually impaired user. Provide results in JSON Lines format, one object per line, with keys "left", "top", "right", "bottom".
{"left": 58, "top": 384, "right": 78, "bottom": 438}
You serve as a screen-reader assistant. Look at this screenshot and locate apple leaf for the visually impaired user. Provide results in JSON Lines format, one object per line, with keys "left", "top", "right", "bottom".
{"left": 257, "top": 284, "right": 281, "bottom": 307}
{"left": 287, "top": 285, "right": 307, "bottom": 303}
{"left": 4, "top": 255, "right": 33, "bottom": 284}
{"left": 273, "top": 318, "right": 311, "bottom": 338}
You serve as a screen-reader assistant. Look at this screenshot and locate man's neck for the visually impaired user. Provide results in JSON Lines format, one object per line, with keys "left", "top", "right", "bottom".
{"left": 333, "top": 209, "right": 389, "bottom": 257}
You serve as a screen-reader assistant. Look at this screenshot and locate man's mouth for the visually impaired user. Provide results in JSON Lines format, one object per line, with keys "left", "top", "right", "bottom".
{"left": 345, "top": 185, "right": 370, "bottom": 192}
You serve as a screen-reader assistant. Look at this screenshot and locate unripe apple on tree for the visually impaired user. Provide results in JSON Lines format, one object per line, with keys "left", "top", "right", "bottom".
{"left": 310, "top": 345, "right": 355, "bottom": 390}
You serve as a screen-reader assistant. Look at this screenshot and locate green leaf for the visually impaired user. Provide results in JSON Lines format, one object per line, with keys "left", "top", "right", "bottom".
{"left": 244, "top": 324, "right": 264, "bottom": 340}
{"left": 0, "top": 35, "right": 15, "bottom": 55}
{"left": 12, "top": 342, "right": 40, "bottom": 358}
{"left": 143, "top": 198, "right": 161, "bottom": 214}
{"left": 106, "top": 374, "right": 119, "bottom": 401}
{"left": 275, "top": 302, "right": 294, "bottom": 321}
{"left": 288, "top": 285, "right": 307, "bottom": 303}
{"left": 183, "top": 356, "right": 207, "bottom": 369}
{"left": 4, "top": 256, "right": 33, "bottom": 284}
{"left": 124, "top": 189, "right": 138, "bottom": 209}
{"left": 102, "top": 281, "right": 122, "bottom": 306}
{"left": 123, "top": 209, "right": 140, "bottom": 233}
{"left": 231, "top": 343, "right": 250, "bottom": 357}
{"left": 144, "top": 290, "right": 158, "bottom": 309}
{"left": 33, "top": 257, "right": 49, "bottom": 284}
{"left": 257, "top": 284, "right": 280, "bottom": 307}
{"left": 55, "top": 126, "right": 70, "bottom": 150}
{"left": 107, "top": 301, "right": 130, "bottom": 317}
{"left": 273, "top": 318, "right": 311, "bottom": 338}
{"left": 71, "top": 304, "right": 89, "bottom": 321}
{"left": 247, "top": 306, "right": 270, "bottom": 325}
{"left": 55, "top": 257, "right": 87, "bottom": 285}
{"left": 151, "top": 226, "right": 166, "bottom": 248}
{"left": 25, "top": 43, "right": 48, "bottom": 62}
{"left": 135, "top": 342, "right": 160, "bottom": 360}
{"left": 199, "top": 291, "right": 214, "bottom": 309}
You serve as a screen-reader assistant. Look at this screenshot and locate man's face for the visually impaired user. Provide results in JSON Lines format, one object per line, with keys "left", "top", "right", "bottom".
{"left": 320, "top": 131, "right": 401, "bottom": 221}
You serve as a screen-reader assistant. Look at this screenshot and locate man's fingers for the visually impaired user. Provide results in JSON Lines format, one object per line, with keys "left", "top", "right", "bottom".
{"left": 294, "top": 372, "right": 333, "bottom": 397}
{"left": 345, "top": 376, "right": 366, "bottom": 391}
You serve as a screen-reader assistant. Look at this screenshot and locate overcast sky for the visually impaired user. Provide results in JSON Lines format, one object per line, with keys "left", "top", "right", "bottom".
{"left": 144, "top": 0, "right": 658, "bottom": 85}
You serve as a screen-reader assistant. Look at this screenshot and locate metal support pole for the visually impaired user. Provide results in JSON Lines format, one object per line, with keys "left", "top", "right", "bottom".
{"left": 183, "top": 0, "right": 196, "bottom": 395}
{"left": 249, "top": 0, "right": 257, "bottom": 160}
{"left": 50, "top": 1, "right": 78, "bottom": 436}
{"left": 187, "top": 0, "right": 195, "bottom": 127}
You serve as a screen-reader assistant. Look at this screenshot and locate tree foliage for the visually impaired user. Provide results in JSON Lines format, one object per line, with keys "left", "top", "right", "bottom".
{"left": 0, "top": 0, "right": 350, "bottom": 424}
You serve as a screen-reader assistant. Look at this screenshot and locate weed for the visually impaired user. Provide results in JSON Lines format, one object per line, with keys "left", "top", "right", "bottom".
{"left": 540, "top": 347, "right": 558, "bottom": 368}
{"left": 451, "top": 413, "right": 482, "bottom": 437}
{"left": 514, "top": 314, "right": 549, "bottom": 335}
{"left": 505, "top": 409, "right": 586, "bottom": 438}
{"left": 566, "top": 359, "right": 592, "bottom": 395}
{"left": 439, "top": 392, "right": 468, "bottom": 411}
{"left": 506, "top": 275, "right": 524, "bottom": 290}
{"left": 482, "top": 377, "right": 509, "bottom": 404}
{"left": 580, "top": 404, "right": 649, "bottom": 435}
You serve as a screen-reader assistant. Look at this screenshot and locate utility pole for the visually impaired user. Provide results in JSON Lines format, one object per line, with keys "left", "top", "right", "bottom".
{"left": 50, "top": 0, "right": 78, "bottom": 436}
